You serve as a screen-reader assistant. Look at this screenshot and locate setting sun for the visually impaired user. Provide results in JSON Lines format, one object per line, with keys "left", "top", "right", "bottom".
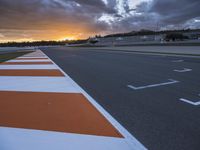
{"left": 60, "top": 36, "right": 76, "bottom": 41}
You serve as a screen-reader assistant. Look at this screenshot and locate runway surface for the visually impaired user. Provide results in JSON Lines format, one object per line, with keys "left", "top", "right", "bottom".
{"left": 41, "top": 46, "right": 200, "bottom": 150}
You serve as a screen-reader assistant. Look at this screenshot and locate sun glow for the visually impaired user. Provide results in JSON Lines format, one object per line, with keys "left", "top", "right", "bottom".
{"left": 60, "top": 36, "right": 76, "bottom": 41}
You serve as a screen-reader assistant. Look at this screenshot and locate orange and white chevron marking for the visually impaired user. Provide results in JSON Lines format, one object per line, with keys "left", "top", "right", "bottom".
{"left": 0, "top": 49, "right": 147, "bottom": 150}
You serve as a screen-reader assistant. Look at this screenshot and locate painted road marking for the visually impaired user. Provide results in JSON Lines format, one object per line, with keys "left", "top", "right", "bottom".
{"left": 0, "top": 76, "right": 80, "bottom": 93}
{"left": 7, "top": 59, "right": 51, "bottom": 62}
{"left": 0, "top": 70, "right": 64, "bottom": 76}
{"left": 21, "top": 53, "right": 46, "bottom": 57}
{"left": 0, "top": 50, "right": 147, "bottom": 150}
{"left": 45, "top": 50, "right": 147, "bottom": 150}
{"left": 18, "top": 56, "right": 48, "bottom": 59}
{"left": 172, "top": 60, "right": 184, "bottom": 62}
{"left": 0, "top": 127, "right": 131, "bottom": 150}
{"left": 179, "top": 98, "right": 200, "bottom": 106}
{"left": 127, "top": 79, "right": 179, "bottom": 90}
{"left": 20, "top": 55, "right": 46, "bottom": 57}
{"left": 23, "top": 54, "right": 46, "bottom": 56}
{"left": 1, "top": 61, "right": 53, "bottom": 65}
{"left": 15, "top": 57, "right": 48, "bottom": 60}
{"left": 18, "top": 52, "right": 47, "bottom": 58}
{"left": 0, "top": 64, "right": 58, "bottom": 70}
{"left": 0, "top": 91, "right": 122, "bottom": 137}
{"left": 174, "top": 68, "right": 192, "bottom": 73}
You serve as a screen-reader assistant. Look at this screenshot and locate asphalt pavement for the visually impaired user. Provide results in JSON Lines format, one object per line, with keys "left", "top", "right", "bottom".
{"left": 41, "top": 46, "right": 200, "bottom": 150}
{"left": 92, "top": 46, "right": 200, "bottom": 55}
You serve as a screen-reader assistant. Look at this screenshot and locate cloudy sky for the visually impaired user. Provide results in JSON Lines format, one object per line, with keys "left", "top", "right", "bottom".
{"left": 0, "top": 0, "right": 200, "bottom": 42}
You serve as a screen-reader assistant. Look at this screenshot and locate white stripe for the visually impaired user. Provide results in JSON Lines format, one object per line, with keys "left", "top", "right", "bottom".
{"left": 44, "top": 50, "right": 147, "bottom": 150}
{"left": 7, "top": 59, "right": 51, "bottom": 62}
{"left": 23, "top": 52, "right": 45, "bottom": 56}
{"left": 179, "top": 98, "right": 200, "bottom": 106}
{"left": 0, "top": 50, "right": 147, "bottom": 150}
{"left": 0, "top": 65, "right": 58, "bottom": 70}
{"left": 0, "top": 76, "right": 80, "bottom": 93}
{"left": 127, "top": 79, "right": 179, "bottom": 90}
{"left": 23, "top": 53, "right": 45, "bottom": 56}
{"left": 18, "top": 56, "right": 48, "bottom": 59}
{"left": 0, "top": 127, "right": 131, "bottom": 150}
{"left": 22, "top": 55, "right": 46, "bottom": 57}
{"left": 174, "top": 68, "right": 192, "bottom": 73}
{"left": 25, "top": 51, "right": 45, "bottom": 55}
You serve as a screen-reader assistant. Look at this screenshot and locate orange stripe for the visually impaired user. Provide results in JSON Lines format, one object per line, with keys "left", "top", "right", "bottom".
{"left": 1, "top": 62, "right": 53, "bottom": 65}
{"left": 0, "top": 70, "right": 64, "bottom": 76}
{"left": 0, "top": 91, "right": 123, "bottom": 138}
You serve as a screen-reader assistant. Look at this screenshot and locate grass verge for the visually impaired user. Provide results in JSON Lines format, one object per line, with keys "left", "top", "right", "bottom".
{"left": 0, "top": 51, "right": 33, "bottom": 63}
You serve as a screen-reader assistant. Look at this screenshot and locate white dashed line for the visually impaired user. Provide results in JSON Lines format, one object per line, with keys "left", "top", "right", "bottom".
{"left": 174, "top": 68, "right": 192, "bottom": 73}
{"left": 179, "top": 98, "right": 200, "bottom": 106}
{"left": 127, "top": 79, "right": 179, "bottom": 90}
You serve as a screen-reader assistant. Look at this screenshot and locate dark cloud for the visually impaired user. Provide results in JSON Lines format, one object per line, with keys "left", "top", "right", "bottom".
{"left": 114, "top": 0, "right": 200, "bottom": 31}
{"left": 0, "top": 0, "right": 112, "bottom": 30}
{"left": 0, "top": 0, "right": 200, "bottom": 41}
{"left": 150, "top": 0, "right": 200, "bottom": 24}
{"left": 0, "top": 0, "right": 115, "bottom": 41}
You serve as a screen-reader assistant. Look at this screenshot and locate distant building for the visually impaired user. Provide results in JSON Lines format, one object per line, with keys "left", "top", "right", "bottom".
{"left": 183, "top": 31, "right": 200, "bottom": 40}
{"left": 96, "top": 29, "right": 200, "bottom": 46}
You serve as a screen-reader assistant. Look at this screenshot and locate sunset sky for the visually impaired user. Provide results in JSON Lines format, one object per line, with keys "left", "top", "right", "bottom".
{"left": 0, "top": 0, "right": 200, "bottom": 42}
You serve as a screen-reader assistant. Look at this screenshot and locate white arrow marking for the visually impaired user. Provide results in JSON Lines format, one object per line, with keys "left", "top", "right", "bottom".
{"left": 179, "top": 98, "right": 200, "bottom": 106}
{"left": 174, "top": 68, "right": 192, "bottom": 73}
{"left": 127, "top": 79, "right": 179, "bottom": 90}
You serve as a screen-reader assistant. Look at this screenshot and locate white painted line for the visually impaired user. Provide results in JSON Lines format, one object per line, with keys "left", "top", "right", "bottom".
{"left": 7, "top": 59, "right": 51, "bottom": 62}
{"left": 18, "top": 56, "right": 48, "bottom": 59}
{"left": 0, "top": 65, "right": 58, "bottom": 70}
{"left": 127, "top": 79, "right": 179, "bottom": 90}
{"left": 25, "top": 51, "right": 44, "bottom": 55}
{"left": 0, "top": 76, "right": 80, "bottom": 93}
{"left": 174, "top": 68, "right": 192, "bottom": 73}
{"left": 172, "top": 60, "right": 184, "bottom": 62}
{"left": 0, "top": 127, "right": 132, "bottom": 150}
{"left": 20, "top": 52, "right": 47, "bottom": 57}
{"left": 22, "top": 55, "right": 46, "bottom": 57}
{"left": 43, "top": 50, "right": 147, "bottom": 150}
{"left": 179, "top": 98, "right": 200, "bottom": 106}
{"left": 25, "top": 52, "right": 44, "bottom": 56}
